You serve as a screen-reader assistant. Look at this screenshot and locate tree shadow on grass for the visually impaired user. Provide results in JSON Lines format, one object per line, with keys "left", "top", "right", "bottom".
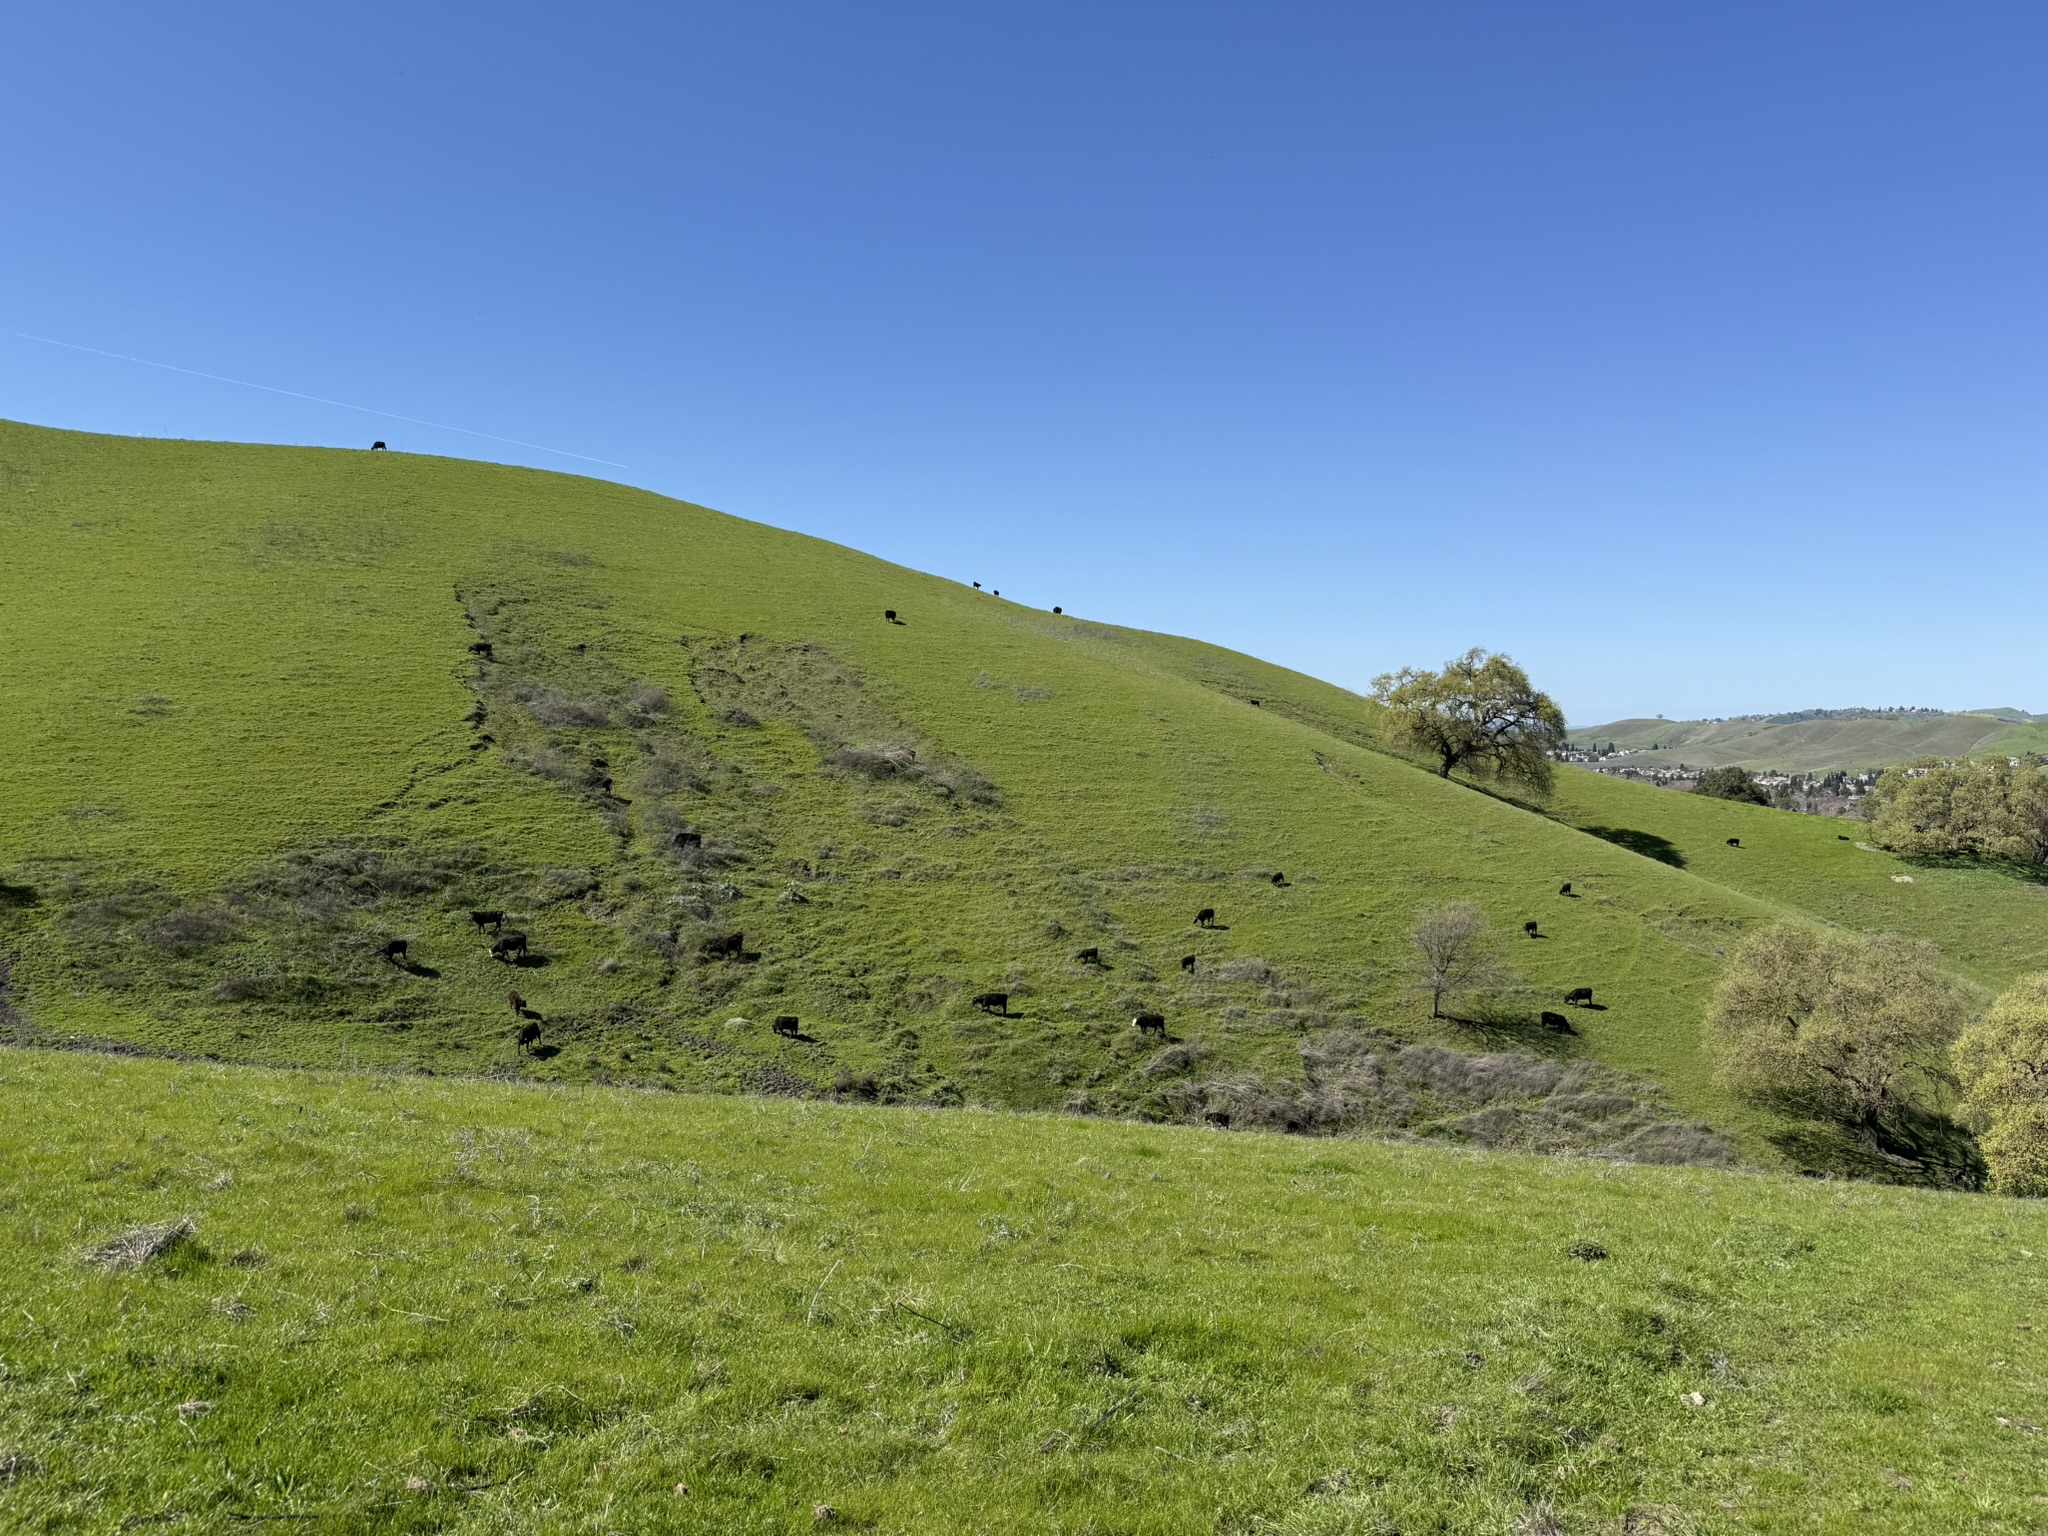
{"left": 1581, "top": 826, "right": 1686, "bottom": 868}
{"left": 1769, "top": 1109, "right": 1986, "bottom": 1190}
{"left": 1440, "top": 996, "right": 1586, "bottom": 1059}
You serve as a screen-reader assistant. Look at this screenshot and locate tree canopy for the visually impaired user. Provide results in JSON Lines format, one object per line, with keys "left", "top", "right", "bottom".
{"left": 1371, "top": 650, "right": 1565, "bottom": 793}
{"left": 1954, "top": 973, "right": 2048, "bottom": 1196}
{"left": 1405, "top": 901, "right": 1509, "bottom": 1020}
{"left": 1703, "top": 922, "right": 1975, "bottom": 1148}
{"left": 1864, "top": 755, "right": 2048, "bottom": 866}
{"left": 1692, "top": 766, "right": 1770, "bottom": 806}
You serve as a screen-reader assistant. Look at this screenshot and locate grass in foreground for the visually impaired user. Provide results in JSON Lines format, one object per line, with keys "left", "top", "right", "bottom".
{"left": 2, "top": 1049, "right": 2046, "bottom": 1534}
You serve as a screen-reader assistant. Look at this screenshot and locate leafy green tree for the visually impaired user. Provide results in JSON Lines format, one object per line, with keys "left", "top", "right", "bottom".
{"left": 1406, "top": 901, "right": 1508, "bottom": 1021}
{"left": 1703, "top": 923, "right": 1975, "bottom": 1149}
{"left": 1954, "top": 973, "right": 2048, "bottom": 1195}
{"left": 1371, "top": 650, "right": 1565, "bottom": 792}
{"left": 1692, "top": 766, "right": 1770, "bottom": 806}
{"left": 1864, "top": 755, "right": 2048, "bottom": 865}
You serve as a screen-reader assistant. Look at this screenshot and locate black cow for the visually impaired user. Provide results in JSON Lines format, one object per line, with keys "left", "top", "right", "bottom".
{"left": 1052, "top": 606, "right": 1063, "bottom": 615}
{"left": 701, "top": 932, "right": 743, "bottom": 960}
{"left": 971, "top": 991, "right": 1009, "bottom": 1016}
{"left": 772, "top": 1015, "right": 801, "bottom": 1038}
{"left": 1195, "top": 908, "right": 1216, "bottom": 928}
{"left": 468, "top": 640, "right": 493, "bottom": 660}
{"left": 885, "top": 609, "right": 900, "bottom": 623}
{"left": 1271, "top": 872, "right": 1287, "bottom": 886}
{"left": 1540, "top": 1011, "right": 1574, "bottom": 1034}
{"left": 1523, "top": 921, "right": 1540, "bottom": 938}
{"left": 1075, "top": 946, "right": 1101, "bottom": 965}
{"left": 1133, "top": 1012, "right": 1166, "bottom": 1037}
{"left": 516, "top": 1020, "right": 542, "bottom": 1054}
{"left": 1180, "top": 954, "right": 1197, "bottom": 973}
{"left": 1727, "top": 838, "right": 1741, "bottom": 848}
{"left": 469, "top": 909, "right": 505, "bottom": 930}
{"left": 972, "top": 581, "right": 982, "bottom": 589}
{"left": 993, "top": 589, "right": 1000, "bottom": 597}
{"left": 1559, "top": 882, "right": 1573, "bottom": 897}
{"left": 378, "top": 939, "right": 409, "bottom": 964}
{"left": 491, "top": 930, "right": 529, "bottom": 962}
{"left": 370, "top": 441, "right": 386, "bottom": 451}
{"left": 1565, "top": 986, "right": 1593, "bottom": 1007}
{"left": 1248, "top": 699, "right": 1261, "bottom": 707}
{"left": 675, "top": 831, "right": 703, "bottom": 852}
{"left": 1838, "top": 834, "right": 1850, "bottom": 841}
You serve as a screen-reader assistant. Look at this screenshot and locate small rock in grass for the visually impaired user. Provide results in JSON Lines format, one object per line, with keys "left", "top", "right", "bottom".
{"left": 814, "top": 1505, "right": 838, "bottom": 1523}
{"left": 1567, "top": 1240, "right": 1607, "bottom": 1262}
{"left": 1306, "top": 1468, "right": 1351, "bottom": 1494}
{"left": 405, "top": 1476, "right": 435, "bottom": 1494}
{"left": 673, "top": 1483, "right": 690, "bottom": 1496}
{"left": 1684, "top": 1391, "right": 1706, "bottom": 1407}
{"left": 177, "top": 1400, "right": 212, "bottom": 1421}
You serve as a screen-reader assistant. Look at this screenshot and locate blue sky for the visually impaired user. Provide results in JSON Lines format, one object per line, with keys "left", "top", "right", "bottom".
{"left": 5, "top": 3, "right": 2043, "bottom": 724}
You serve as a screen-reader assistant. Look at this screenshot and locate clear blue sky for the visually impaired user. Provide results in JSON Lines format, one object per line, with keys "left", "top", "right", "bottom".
{"left": 5, "top": 3, "right": 2043, "bottom": 724}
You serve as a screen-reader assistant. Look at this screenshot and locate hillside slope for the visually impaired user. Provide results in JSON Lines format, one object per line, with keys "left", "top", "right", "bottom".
{"left": 4, "top": 1049, "right": 2047, "bottom": 1535}
{"left": 1571, "top": 712, "right": 2028, "bottom": 773}
{"left": 0, "top": 420, "right": 2036, "bottom": 1166}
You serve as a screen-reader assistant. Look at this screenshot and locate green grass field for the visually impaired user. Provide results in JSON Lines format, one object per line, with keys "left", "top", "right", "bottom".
{"left": 4, "top": 1048, "right": 2047, "bottom": 1535}
{"left": 1571, "top": 714, "right": 2048, "bottom": 774}
{"left": 6, "top": 420, "right": 2048, "bottom": 1530}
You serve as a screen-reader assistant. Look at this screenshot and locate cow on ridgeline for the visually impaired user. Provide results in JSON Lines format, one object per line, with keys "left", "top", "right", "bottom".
{"left": 971, "top": 991, "right": 1009, "bottom": 1016}
{"left": 1195, "top": 908, "right": 1216, "bottom": 928}
{"left": 370, "top": 441, "right": 386, "bottom": 451}
{"left": 1133, "top": 1012, "right": 1167, "bottom": 1037}
{"left": 491, "top": 930, "right": 529, "bottom": 962}
{"left": 1565, "top": 987, "right": 1594, "bottom": 1007}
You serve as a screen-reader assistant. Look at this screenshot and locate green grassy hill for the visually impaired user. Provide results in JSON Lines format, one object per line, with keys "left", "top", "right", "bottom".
{"left": 2, "top": 418, "right": 2044, "bottom": 1171}
{"left": 1572, "top": 712, "right": 2048, "bottom": 773}
{"left": 4, "top": 1048, "right": 2047, "bottom": 1535}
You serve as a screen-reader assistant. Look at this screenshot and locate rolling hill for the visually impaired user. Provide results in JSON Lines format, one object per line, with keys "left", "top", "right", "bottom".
{"left": 3, "top": 417, "right": 2045, "bottom": 1171}
{"left": 6, "top": 420, "right": 2048, "bottom": 1531}
{"left": 1572, "top": 711, "right": 2048, "bottom": 774}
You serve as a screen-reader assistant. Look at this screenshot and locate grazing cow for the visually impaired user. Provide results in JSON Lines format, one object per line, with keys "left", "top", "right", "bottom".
{"left": 1564, "top": 986, "right": 1593, "bottom": 1007}
{"left": 1195, "top": 908, "right": 1216, "bottom": 928}
{"left": 1270, "top": 872, "right": 1287, "bottom": 886}
{"left": 1540, "top": 1011, "right": 1574, "bottom": 1034}
{"left": 370, "top": 441, "right": 386, "bottom": 451}
{"left": 1838, "top": 834, "right": 1850, "bottom": 841}
{"left": 993, "top": 589, "right": 1000, "bottom": 597}
{"left": 675, "top": 830, "right": 702, "bottom": 852}
{"left": 1524, "top": 921, "right": 1540, "bottom": 938}
{"left": 701, "top": 932, "right": 743, "bottom": 960}
{"left": 491, "top": 930, "right": 529, "bottom": 962}
{"left": 1726, "top": 838, "right": 1741, "bottom": 848}
{"left": 971, "top": 991, "right": 1009, "bottom": 1016}
{"left": 885, "top": 609, "right": 899, "bottom": 623}
{"left": 469, "top": 909, "right": 505, "bottom": 931}
{"left": 508, "top": 991, "right": 526, "bottom": 1016}
{"left": 378, "top": 939, "right": 409, "bottom": 964}
{"left": 1559, "top": 882, "right": 1573, "bottom": 897}
{"left": 1133, "top": 1012, "right": 1167, "bottom": 1036}
{"left": 469, "top": 640, "right": 493, "bottom": 659}
{"left": 516, "top": 1020, "right": 541, "bottom": 1054}
{"left": 1180, "top": 954, "right": 1196, "bottom": 973}
{"left": 1075, "top": 946, "right": 1101, "bottom": 965}
{"left": 1248, "top": 699, "right": 1261, "bottom": 707}
{"left": 773, "top": 1015, "right": 801, "bottom": 1038}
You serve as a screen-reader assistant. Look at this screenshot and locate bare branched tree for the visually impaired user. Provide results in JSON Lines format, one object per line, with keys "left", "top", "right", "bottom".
{"left": 1408, "top": 901, "right": 1508, "bottom": 1021}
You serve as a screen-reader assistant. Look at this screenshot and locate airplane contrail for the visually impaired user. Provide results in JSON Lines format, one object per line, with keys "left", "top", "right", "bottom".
{"left": 12, "top": 331, "right": 630, "bottom": 470}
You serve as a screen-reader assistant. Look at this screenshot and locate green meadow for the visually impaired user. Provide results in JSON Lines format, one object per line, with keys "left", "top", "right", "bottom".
{"left": 3, "top": 1049, "right": 2047, "bottom": 1535}
{"left": 5, "top": 419, "right": 2048, "bottom": 1531}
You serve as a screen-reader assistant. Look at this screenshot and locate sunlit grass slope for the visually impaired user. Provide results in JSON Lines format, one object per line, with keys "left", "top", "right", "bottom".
{"left": 0, "top": 420, "right": 1791, "bottom": 1141}
{"left": 5, "top": 1049, "right": 2048, "bottom": 1535}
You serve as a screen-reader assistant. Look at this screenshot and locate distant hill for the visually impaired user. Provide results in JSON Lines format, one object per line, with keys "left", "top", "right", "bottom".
{"left": 1570, "top": 708, "right": 2048, "bottom": 773}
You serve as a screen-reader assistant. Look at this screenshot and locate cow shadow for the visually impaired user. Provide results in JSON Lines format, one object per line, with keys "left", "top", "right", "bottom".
{"left": 1442, "top": 1001, "right": 1585, "bottom": 1057}
{"left": 1581, "top": 826, "right": 1686, "bottom": 867}
{"left": 394, "top": 960, "right": 442, "bottom": 979}
{"left": 529, "top": 1043, "right": 562, "bottom": 1061}
{"left": 506, "top": 953, "right": 551, "bottom": 969}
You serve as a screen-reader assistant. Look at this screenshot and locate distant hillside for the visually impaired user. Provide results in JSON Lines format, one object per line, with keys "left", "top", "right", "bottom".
{"left": 1570, "top": 709, "right": 2048, "bottom": 773}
